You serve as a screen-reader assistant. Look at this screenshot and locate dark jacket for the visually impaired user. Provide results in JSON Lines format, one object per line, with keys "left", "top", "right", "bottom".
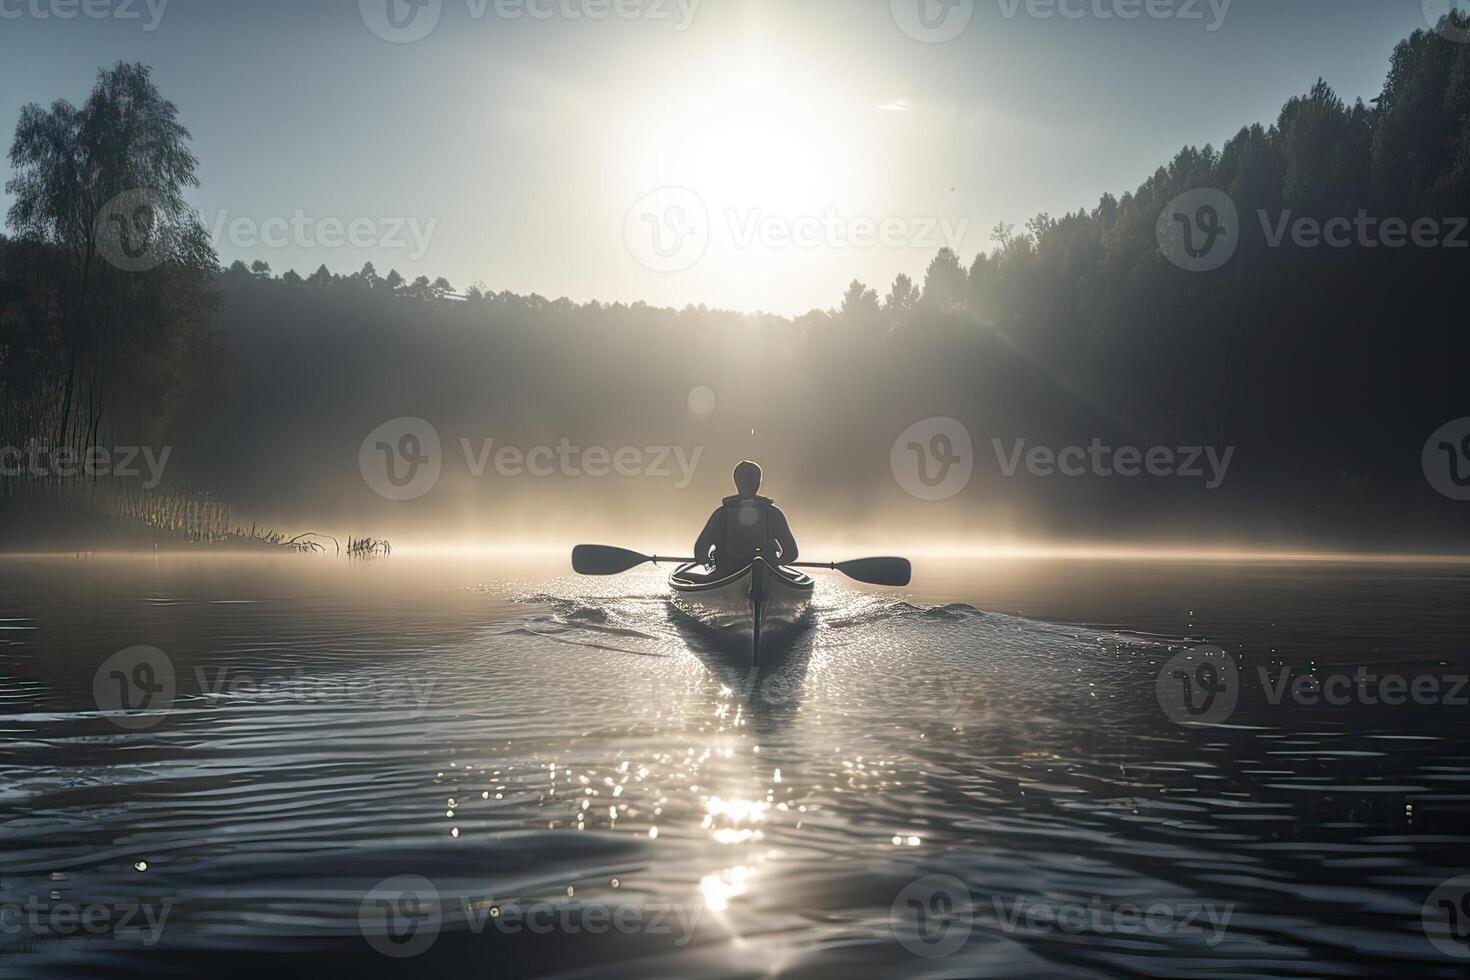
{"left": 694, "top": 494, "right": 799, "bottom": 573}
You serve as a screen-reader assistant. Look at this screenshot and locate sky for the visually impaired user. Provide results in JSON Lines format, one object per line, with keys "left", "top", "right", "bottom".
{"left": 0, "top": 0, "right": 1442, "bottom": 314}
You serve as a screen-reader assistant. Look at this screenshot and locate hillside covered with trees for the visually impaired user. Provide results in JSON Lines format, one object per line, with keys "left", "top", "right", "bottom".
{"left": 3, "top": 16, "right": 1469, "bottom": 549}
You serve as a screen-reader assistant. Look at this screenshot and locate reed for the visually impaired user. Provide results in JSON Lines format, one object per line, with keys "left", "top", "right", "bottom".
{"left": 347, "top": 536, "right": 392, "bottom": 559}
{"left": 0, "top": 478, "right": 387, "bottom": 557}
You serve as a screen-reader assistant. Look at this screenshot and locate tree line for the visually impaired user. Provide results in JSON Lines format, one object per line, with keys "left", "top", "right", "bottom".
{"left": 226, "top": 259, "right": 457, "bottom": 301}
{"left": 4, "top": 15, "right": 1470, "bottom": 546}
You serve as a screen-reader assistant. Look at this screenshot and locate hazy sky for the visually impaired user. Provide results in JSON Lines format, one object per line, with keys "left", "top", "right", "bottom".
{"left": 0, "top": 0, "right": 1438, "bottom": 314}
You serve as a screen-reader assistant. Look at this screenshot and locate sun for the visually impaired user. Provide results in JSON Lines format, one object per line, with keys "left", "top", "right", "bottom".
{"left": 618, "top": 40, "right": 868, "bottom": 216}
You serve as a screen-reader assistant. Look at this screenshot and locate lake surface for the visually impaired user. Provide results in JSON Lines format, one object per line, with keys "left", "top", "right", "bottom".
{"left": 1, "top": 553, "right": 1469, "bottom": 977}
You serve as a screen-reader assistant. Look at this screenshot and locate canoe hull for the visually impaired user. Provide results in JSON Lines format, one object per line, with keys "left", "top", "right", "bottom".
{"left": 670, "top": 559, "right": 813, "bottom": 659}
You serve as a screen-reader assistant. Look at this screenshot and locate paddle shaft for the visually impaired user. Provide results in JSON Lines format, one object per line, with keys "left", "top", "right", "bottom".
{"left": 636, "top": 558, "right": 845, "bottom": 568}
{"left": 572, "top": 545, "right": 910, "bottom": 586}
{"left": 636, "top": 558, "right": 846, "bottom": 570}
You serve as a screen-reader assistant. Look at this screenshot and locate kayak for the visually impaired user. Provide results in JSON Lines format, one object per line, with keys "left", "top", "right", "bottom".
{"left": 670, "top": 557, "right": 814, "bottom": 662}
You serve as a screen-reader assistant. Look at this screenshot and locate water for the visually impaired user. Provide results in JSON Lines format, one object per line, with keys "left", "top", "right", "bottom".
{"left": 1, "top": 553, "right": 1468, "bottom": 977}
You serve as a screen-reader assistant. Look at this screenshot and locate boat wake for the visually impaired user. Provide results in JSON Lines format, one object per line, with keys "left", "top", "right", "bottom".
{"left": 513, "top": 579, "right": 1157, "bottom": 674}
{"left": 512, "top": 591, "right": 674, "bottom": 655}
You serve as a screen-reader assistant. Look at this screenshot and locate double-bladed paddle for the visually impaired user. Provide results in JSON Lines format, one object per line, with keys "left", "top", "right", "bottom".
{"left": 572, "top": 545, "right": 911, "bottom": 587}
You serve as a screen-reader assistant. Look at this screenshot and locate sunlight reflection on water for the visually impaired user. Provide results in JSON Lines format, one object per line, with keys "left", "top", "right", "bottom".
{"left": 0, "top": 554, "right": 1467, "bottom": 976}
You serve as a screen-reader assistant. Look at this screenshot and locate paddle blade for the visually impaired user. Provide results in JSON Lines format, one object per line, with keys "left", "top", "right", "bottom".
{"left": 836, "top": 557, "right": 912, "bottom": 587}
{"left": 572, "top": 545, "right": 651, "bottom": 576}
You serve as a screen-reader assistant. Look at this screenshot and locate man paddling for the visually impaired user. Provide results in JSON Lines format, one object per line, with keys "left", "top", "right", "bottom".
{"left": 694, "top": 461, "right": 800, "bottom": 574}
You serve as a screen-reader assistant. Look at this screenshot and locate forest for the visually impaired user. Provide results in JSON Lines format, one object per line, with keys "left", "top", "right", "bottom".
{"left": 2, "top": 15, "right": 1468, "bottom": 550}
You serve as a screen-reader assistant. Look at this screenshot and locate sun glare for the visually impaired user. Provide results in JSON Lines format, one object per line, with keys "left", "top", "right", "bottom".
{"left": 620, "top": 40, "right": 868, "bottom": 216}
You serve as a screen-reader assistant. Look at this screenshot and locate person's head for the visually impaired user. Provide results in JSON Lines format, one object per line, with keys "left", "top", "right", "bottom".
{"left": 733, "top": 460, "right": 762, "bottom": 497}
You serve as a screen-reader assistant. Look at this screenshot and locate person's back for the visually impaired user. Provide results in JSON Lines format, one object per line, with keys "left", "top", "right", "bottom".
{"left": 694, "top": 461, "right": 799, "bottom": 575}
